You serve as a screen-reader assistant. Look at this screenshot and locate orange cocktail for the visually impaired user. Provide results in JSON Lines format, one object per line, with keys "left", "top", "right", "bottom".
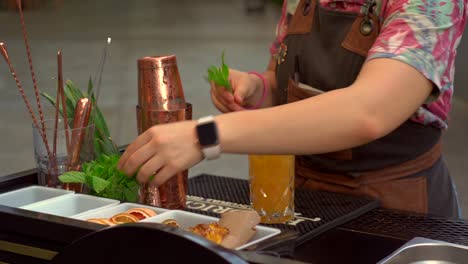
{"left": 249, "top": 154, "right": 295, "bottom": 224}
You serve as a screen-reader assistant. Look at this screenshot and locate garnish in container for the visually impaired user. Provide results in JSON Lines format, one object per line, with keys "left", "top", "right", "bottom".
{"left": 58, "top": 154, "right": 139, "bottom": 202}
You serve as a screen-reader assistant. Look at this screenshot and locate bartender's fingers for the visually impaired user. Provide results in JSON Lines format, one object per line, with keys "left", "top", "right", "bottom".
{"left": 234, "top": 93, "right": 244, "bottom": 106}
{"left": 137, "top": 156, "right": 164, "bottom": 183}
{"left": 227, "top": 100, "right": 247, "bottom": 112}
{"left": 221, "top": 91, "right": 247, "bottom": 112}
{"left": 212, "top": 84, "right": 249, "bottom": 112}
{"left": 119, "top": 142, "right": 157, "bottom": 177}
{"left": 211, "top": 86, "right": 231, "bottom": 113}
{"left": 210, "top": 81, "right": 233, "bottom": 104}
{"left": 118, "top": 132, "right": 152, "bottom": 171}
{"left": 218, "top": 89, "right": 246, "bottom": 111}
{"left": 150, "top": 164, "right": 177, "bottom": 187}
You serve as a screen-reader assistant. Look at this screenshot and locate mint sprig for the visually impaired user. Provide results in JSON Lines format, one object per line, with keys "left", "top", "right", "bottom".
{"left": 207, "top": 51, "right": 232, "bottom": 93}
{"left": 59, "top": 154, "right": 139, "bottom": 202}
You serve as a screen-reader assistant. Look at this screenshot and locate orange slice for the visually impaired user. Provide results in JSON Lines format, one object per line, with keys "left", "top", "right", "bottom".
{"left": 162, "top": 219, "right": 180, "bottom": 228}
{"left": 111, "top": 213, "right": 139, "bottom": 224}
{"left": 99, "top": 218, "right": 116, "bottom": 226}
{"left": 126, "top": 208, "right": 156, "bottom": 220}
{"left": 87, "top": 218, "right": 115, "bottom": 226}
{"left": 87, "top": 218, "right": 106, "bottom": 225}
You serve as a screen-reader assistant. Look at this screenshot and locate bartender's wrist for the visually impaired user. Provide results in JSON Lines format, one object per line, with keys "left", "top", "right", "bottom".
{"left": 195, "top": 115, "right": 222, "bottom": 160}
{"left": 246, "top": 71, "right": 268, "bottom": 109}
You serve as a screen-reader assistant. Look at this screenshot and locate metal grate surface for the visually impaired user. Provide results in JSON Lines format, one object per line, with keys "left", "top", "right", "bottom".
{"left": 343, "top": 208, "right": 468, "bottom": 246}
{"left": 187, "top": 174, "right": 380, "bottom": 246}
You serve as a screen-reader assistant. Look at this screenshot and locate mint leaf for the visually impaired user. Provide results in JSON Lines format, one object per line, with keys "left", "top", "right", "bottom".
{"left": 88, "top": 176, "right": 110, "bottom": 193}
{"left": 59, "top": 171, "right": 86, "bottom": 183}
{"left": 59, "top": 154, "right": 139, "bottom": 201}
{"left": 208, "top": 66, "right": 218, "bottom": 78}
{"left": 221, "top": 51, "right": 229, "bottom": 79}
{"left": 206, "top": 51, "right": 232, "bottom": 93}
{"left": 123, "top": 187, "right": 139, "bottom": 202}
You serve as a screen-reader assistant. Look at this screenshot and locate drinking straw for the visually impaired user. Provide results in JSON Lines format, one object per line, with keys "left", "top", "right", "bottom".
{"left": 57, "top": 50, "right": 70, "bottom": 154}
{"left": 94, "top": 37, "right": 111, "bottom": 103}
{"left": 0, "top": 43, "right": 55, "bottom": 186}
{"left": 15, "top": 0, "right": 47, "bottom": 142}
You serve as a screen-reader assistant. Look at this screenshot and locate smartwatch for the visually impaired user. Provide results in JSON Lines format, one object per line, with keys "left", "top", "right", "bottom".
{"left": 196, "top": 115, "right": 221, "bottom": 160}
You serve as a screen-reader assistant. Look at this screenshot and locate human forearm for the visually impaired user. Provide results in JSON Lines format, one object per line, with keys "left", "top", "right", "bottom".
{"left": 216, "top": 87, "right": 374, "bottom": 155}
{"left": 217, "top": 58, "right": 433, "bottom": 155}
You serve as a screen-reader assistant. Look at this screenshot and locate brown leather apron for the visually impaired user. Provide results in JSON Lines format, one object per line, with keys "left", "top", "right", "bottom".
{"left": 275, "top": 0, "right": 459, "bottom": 217}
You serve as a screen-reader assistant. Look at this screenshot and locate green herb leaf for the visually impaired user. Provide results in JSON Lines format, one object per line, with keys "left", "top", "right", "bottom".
{"left": 66, "top": 80, "right": 85, "bottom": 99}
{"left": 59, "top": 154, "right": 139, "bottom": 202}
{"left": 86, "top": 175, "right": 110, "bottom": 193}
{"left": 41, "top": 79, "right": 118, "bottom": 157}
{"left": 40, "top": 91, "right": 57, "bottom": 109}
{"left": 221, "top": 51, "right": 229, "bottom": 80}
{"left": 87, "top": 76, "right": 93, "bottom": 98}
{"left": 63, "top": 81, "right": 79, "bottom": 110}
{"left": 92, "top": 107, "right": 111, "bottom": 139}
{"left": 59, "top": 171, "right": 86, "bottom": 183}
{"left": 206, "top": 51, "right": 232, "bottom": 93}
{"left": 124, "top": 187, "right": 139, "bottom": 202}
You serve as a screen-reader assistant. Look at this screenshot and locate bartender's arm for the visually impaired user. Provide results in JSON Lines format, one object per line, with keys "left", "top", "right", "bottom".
{"left": 217, "top": 58, "right": 432, "bottom": 154}
{"left": 118, "top": 58, "right": 432, "bottom": 184}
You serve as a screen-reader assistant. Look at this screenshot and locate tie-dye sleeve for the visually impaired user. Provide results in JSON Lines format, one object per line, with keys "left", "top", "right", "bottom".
{"left": 367, "top": 0, "right": 467, "bottom": 128}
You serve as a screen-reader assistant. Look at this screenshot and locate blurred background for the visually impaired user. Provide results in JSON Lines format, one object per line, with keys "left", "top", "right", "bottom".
{"left": 0, "top": 0, "right": 467, "bottom": 217}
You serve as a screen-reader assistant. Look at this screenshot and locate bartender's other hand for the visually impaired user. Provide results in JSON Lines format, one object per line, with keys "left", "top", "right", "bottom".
{"left": 210, "top": 69, "right": 259, "bottom": 112}
{"left": 117, "top": 121, "right": 203, "bottom": 186}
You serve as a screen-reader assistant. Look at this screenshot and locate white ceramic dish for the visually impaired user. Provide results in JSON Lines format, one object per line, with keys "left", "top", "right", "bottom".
{"left": 0, "top": 185, "right": 74, "bottom": 208}
{"left": 140, "top": 210, "right": 281, "bottom": 250}
{"left": 22, "top": 194, "right": 119, "bottom": 217}
{"left": 73, "top": 202, "right": 169, "bottom": 221}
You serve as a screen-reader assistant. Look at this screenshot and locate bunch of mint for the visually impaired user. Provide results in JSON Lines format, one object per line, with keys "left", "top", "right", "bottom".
{"left": 58, "top": 154, "right": 139, "bottom": 202}
{"left": 206, "top": 51, "right": 232, "bottom": 93}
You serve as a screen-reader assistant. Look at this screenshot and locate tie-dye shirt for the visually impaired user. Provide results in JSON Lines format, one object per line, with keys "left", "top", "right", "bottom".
{"left": 271, "top": 0, "right": 467, "bottom": 129}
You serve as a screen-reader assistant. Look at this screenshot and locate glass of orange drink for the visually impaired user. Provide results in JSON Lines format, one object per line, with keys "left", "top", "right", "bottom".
{"left": 249, "top": 154, "right": 294, "bottom": 224}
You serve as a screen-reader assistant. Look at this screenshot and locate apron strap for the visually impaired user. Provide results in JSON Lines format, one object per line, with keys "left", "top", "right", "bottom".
{"left": 287, "top": 0, "right": 317, "bottom": 35}
{"left": 341, "top": 0, "right": 380, "bottom": 57}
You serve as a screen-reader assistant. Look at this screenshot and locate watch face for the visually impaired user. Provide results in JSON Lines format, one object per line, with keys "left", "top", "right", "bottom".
{"left": 197, "top": 122, "right": 219, "bottom": 146}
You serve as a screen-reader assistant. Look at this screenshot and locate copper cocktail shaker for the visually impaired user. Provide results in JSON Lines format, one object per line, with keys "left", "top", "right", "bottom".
{"left": 136, "top": 55, "right": 191, "bottom": 209}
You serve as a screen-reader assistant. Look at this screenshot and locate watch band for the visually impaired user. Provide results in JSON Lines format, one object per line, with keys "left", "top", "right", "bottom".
{"left": 202, "top": 145, "right": 221, "bottom": 160}
{"left": 197, "top": 115, "right": 221, "bottom": 160}
{"left": 198, "top": 115, "right": 215, "bottom": 124}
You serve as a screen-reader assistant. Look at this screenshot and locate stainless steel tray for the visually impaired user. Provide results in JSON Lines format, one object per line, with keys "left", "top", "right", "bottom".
{"left": 378, "top": 237, "right": 468, "bottom": 264}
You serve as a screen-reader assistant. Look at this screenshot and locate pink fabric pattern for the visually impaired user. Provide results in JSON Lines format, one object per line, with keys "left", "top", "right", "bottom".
{"left": 271, "top": 0, "right": 468, "bottom": 129}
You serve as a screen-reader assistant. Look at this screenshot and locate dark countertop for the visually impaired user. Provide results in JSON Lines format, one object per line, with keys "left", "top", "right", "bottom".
{"left": 1, "top": 169, "right": 466, "bottom": 264}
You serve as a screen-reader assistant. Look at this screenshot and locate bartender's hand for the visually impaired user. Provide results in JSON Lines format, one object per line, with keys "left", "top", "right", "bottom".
{"left": 210, "top": 68, "right": 263, "bottom": 112}
{"left": 117, "top": 121, "right": 203, "bottom": 185}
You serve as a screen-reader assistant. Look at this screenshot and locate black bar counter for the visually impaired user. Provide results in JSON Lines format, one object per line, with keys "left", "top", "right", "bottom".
{"left": 1, "top": 168, "right": 466, "bottom": 264}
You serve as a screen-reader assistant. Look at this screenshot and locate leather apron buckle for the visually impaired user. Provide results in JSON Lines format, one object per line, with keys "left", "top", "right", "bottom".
{"left": 342, "top": 0, "right": 379, "bottom": 56}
